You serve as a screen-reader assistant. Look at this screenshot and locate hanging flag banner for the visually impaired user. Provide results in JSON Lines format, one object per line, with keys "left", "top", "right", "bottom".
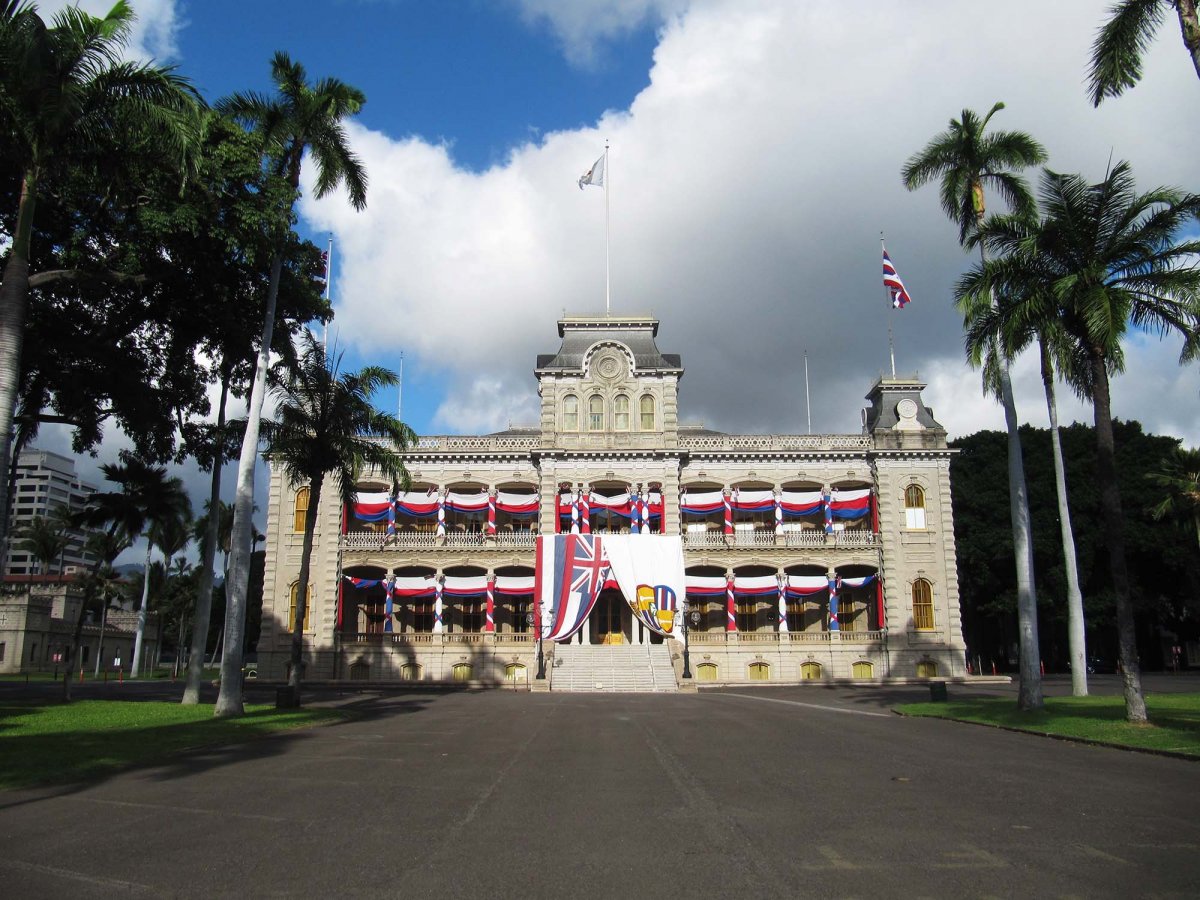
{"left": 535, "top": 535, "right": 611, "bottom": 642}
{"left": 603, "top": 535, "right": 687, "bottom": 638}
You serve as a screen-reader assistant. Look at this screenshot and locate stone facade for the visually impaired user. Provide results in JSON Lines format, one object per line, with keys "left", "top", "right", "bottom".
{"left": 257, "top": 315, "right": 965, "bottom": 686}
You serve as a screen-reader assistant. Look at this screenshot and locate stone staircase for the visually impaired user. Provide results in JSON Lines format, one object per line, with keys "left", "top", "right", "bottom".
{"left": 551, "top": 642, "right": 677, "bottom": 692}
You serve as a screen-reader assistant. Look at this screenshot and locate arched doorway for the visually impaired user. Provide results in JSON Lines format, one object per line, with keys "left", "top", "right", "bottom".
{"left": 592, "top": 588, "right": 628, "bottom": 644}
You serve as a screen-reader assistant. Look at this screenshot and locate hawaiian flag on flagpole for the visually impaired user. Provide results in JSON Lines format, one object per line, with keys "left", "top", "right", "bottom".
{"left": 535, "top": 535, "right": 611, "bottom": 642}
{"left": 883, "top": 245, "right": 912, "bottom": 309}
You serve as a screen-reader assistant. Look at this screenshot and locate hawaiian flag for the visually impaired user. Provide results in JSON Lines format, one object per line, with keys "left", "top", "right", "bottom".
{"left": 883, "top": 246, "right": 912, "bottom": 309}
{"left": 535, "top": 535, "right": 610, "bottom": 642}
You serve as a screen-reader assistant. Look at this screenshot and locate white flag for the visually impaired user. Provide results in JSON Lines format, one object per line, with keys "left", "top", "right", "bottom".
{"left": 578, "top": 152, "right": 605, "bottom": 190}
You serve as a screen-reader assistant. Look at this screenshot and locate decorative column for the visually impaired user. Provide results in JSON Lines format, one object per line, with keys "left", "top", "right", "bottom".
{"left": 436, "top": 488, "right": 446, "bottom": 540}
{"left": 723, "top": 488, "right": 733, "bottom": 537}
{"left": 827, "top": 569, "right": 840, "bottom": 632}
{"left": 774, "top": 489, "right": 783, "bottom": 540}
{"left": 579, "top": 483, "right": 590, "bottom": 534}
{"left": 570, "top": 487, "right": 580, "bottom": 534}
{"left": 631, "top": 484, "right": 641, "bottom": 534}
{"left": 434, "top": 573, "right": 445, "bottom": 634}
{"left": 823, "top": 485, "right": 833, "bottom": 535}
{"left": 384, "top": 576, "right": 394, "bottom": 634}
{"left": 725, "top": 572, "right": 737, "bottom": 633}
{"left": 777, "top": 572, "right": 788, "bottom": 634}
{"left": 485, "top": 575, "right": 496, "bottom": 634}
{"left": 487, "top": 488, "right": 497, "bottom": 538}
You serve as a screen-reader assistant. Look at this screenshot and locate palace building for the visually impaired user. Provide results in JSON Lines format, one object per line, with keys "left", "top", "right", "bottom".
{"left": 256, "top": 315, "right": 965, "bottom": 689}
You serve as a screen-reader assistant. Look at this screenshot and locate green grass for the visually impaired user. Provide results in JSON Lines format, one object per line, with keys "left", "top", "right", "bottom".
{"left": 896, "top": 693, "right": 1200, "bottom": 757}
{"left": 0, "top": 700, "right": 346, "bottom": 790}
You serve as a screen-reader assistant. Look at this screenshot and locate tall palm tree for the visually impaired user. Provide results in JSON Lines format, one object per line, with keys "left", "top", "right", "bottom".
{"left": 958, "top": 161, "right": 1200, "bottom": 722}
{"left": 264, "top": 333, "right": 413, "bottom": 697}
{"left": 212, "top": 53, "right": 367, "bottom": 718}
{"left": 1088, "top": 0, "right": 1200, "bottom": 106}
{"left": 14, "top": 508, "right": 69, "bottom": 577}
{"left": 1149, "top": 445, "right": 1200, "bottom": 552}
{"left": 902, "top": 102, "right": 1049, "bottom": 710}
{"left": 76, "top": 459, "right": 191, "bottom": 678}
{"left": 0, "top": 1, "right": 199, "bottom": 554}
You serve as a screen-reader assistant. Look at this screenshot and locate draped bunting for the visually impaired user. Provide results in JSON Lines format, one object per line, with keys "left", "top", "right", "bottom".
{"left": 784, "top": 574, "right": 830, "bottom": 599}
{"left": 535, "top": 535, "right": 610, "bottom": 641}
{"left": 343, "top": 576, "right": 385, "bottom": 589}
{"left": 442, "top": 575, "right": 488, "bottom": 597}
{"left": 351, "top": 492, "right": 393, "bottom": 523}
{"left": 496, "top": 492, "right": 539, "bottom": 515}
{"left": 493, "top": 575, "right": 535, "bottom": 594}
{"left": 730, "top": 489, "right": 775, "bottom": 512}
{"left": 733, "top": 574, "right": 780, "bottom": 596}
{"left": 395, "top": 491, "right": 440, "bottom": 517}
{"left": 780, "top": 490, "right": 824, "bottom": 517}
{"left": 603, "top": 535, "right": 686, "bottom": 638}
{"left": 684, "top": 575, "right": 728, "bottom": 595}
{"left": 828, "top": 488, "right": 871, "bottom": 520}
{"left": 444, "top": 492, "right": 489, "bottom": 513}
{"left": 391, "top": 575, "right": 437, "bottom": 598}
{"left": 679, "top": 490, "right": 724, "bottom": 515}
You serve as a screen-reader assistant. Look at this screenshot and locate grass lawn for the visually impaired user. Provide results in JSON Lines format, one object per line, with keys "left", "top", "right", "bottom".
{"left": 0, "top": 700, "right": 347, "bottom": 790}
{"left": 896, "top": 693, "right": 1200, "bottom": 757}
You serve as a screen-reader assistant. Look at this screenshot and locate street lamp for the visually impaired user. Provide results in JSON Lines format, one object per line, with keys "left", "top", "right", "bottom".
{"left": 681, "top": 601, "right": 698, "bottom": 679}
{"left": 530, "top": 607, "right": 546, "bottom": 679}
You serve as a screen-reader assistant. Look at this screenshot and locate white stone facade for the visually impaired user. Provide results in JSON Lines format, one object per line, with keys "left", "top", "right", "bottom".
{"left": 257, "top": 316, "right": 965, "bottom": 686}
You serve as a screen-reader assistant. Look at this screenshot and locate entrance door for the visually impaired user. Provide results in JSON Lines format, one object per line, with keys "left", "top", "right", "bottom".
{"left": 596, "top": 590, "right": 625, "bottom": 644}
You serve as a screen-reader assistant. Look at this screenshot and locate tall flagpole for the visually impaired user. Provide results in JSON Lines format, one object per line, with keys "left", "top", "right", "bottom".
{"left": 323, "top": 234, "right": 333, "bottom": 353}
{"left": 882, "top": 233, "right": 896, "bottom": 378}
{"left": 804, "top": 351, "right": 812, "bottom": 434}
{"left": 397, "top": 351, "right": 404, "bottom": 422}
{"left": 604, "top": 141, "right": 611, "bottom": 316}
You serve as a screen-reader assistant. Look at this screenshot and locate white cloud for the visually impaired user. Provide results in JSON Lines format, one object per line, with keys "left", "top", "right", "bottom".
{"left": 510, "top": 0, "right": 688, "bottom": 65}
{"left": 301, "top": 0, "right": 1200, "bottom": 453}
{"left": 34, "top": 0, "right": 182, "bottom": 61}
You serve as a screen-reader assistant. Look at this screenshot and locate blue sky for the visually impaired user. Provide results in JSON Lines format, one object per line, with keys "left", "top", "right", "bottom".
{"left": 27, "top": 1, "right": 1200, "bottom": 558}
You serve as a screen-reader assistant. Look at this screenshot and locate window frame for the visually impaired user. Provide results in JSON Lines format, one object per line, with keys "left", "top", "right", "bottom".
{"left": 563, "top": 394, "right": 579, "bottom": 431}
{"left": 293, "top": 486, "right": 310, "bottom": 533}
{"left": 912, "top": 579, "right": 934, "bottom": 630}
{"left": 588, "top": 394, "right": 604, "bottom": 431}
{"left": 639, "top": 394, "right": 655, "bottom": 430}
{"left": 614, "top": 394, "right": 630, "bottom": 430}
{"left": 288, "top": 582, "right": 313, "bottom": 632}
{"left": 904, "top": 483, "right": 927, "bottom": 530}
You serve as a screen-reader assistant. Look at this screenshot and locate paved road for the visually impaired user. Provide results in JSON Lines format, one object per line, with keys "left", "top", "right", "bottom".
{"left": 1, "top": 683, "right": 1197, "bottom": 898}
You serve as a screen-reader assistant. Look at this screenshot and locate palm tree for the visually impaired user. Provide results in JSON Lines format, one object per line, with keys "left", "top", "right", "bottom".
{"left": 1149, "top": 445, "right": 1200, "bottom": 552}
{"left": 1088, "top": 0, "right": 1200, "bottom": 106}
{"left": 76, "top": 459, "right": 191, "bottom": 678}
{"left": 0, "top": 1, "right": 199, "bottom": 554}
{"left": 14, "top": 508, "right": 69, "bottom": 577}
{"left": 211, "top": 53, "right": 367, "bottom": 718}
{"left": 958, "top": 161, "right": 1200, "bottom": 722}
{"left": 902, "top": 102, "right": 1049, "bottom": 711}
{"left": 263, "top": 333, "right": 413, "bottom": 698}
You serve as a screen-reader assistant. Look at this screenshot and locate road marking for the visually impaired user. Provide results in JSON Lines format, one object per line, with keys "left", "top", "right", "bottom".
{"left": 800, "top": 846, "right": 869, "bottom": 870}
{"left": 1073, "top": 844, "right": 1130, "bottom": 865}
{"left": 76, "top": 797, "right": 287, "bottom": 823}
{"left": 713, "top": 692, "right": 893, "bottom": 717}
{"left": 0, "top": 858, "right": 156, "bottom": 892}
{"left": 929, "top": 845, "right": 1007, "bottom": 869}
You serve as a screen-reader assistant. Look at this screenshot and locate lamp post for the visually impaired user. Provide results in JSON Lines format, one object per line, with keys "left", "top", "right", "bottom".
{"left": 681, "top": 602, "right": 696, "bottom": 679}
{"left": 531, "top": 607, "right": 546, "bottom": 679}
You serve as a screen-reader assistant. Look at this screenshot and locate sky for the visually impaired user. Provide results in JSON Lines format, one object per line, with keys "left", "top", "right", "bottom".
{"left": 23, "top": 0, "right": 1200, "bottom": 568}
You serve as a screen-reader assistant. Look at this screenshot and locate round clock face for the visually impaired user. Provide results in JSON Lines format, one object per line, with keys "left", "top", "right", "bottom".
{"left": 897, "top": 398, "right": 918, "bottom": 420}
{"left": 597, "top": 355, "right": 622, "bottom": 379}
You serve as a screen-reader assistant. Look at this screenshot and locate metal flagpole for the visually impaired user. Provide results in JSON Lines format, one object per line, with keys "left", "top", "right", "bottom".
{"left": 397, "top": 352, "right": 404, "bottom": 422}
{"left": 323, "top": 234, "right": 333, "bottom": 352}
{"left": 882, "top": 233, "right": 896, "bottom": 378}
{"left": 604, "top": 141, "right": 611, "bottom": 316}
{"left": 804, "top": 351, "right": 812, "bottom": 434}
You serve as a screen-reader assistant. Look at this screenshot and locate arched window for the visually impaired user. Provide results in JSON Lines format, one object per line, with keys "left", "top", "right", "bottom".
{"left": 640, "top": 394, "right": 655, "bottom": 430}
{"left": 912, "top": 579, "right": 934, "bottom": 630}
{"left": 852, "top": 661, "right": 874, "bottom": 679}
{"left": 452, "top": 663, "right": 473, "bottom": 682}
{"left": 563, "top": 395, "right": 578, "bottom": 431}
{"left": 400, "top": 663, "right": 422, "bottom": 681}
{"left": 293, "top": 486, "right": 310, "bottom": 533}
{"left": 697, "top": 663, "right": 719, "bottom": 682}
{"left": 748, "top": 661, "right": 770, "bottom": 681}
{"left": 904, "top": 483, "right": 926, "bottom": 529}
{"left": 589, "top": 395, "right": 604, "bottom": 431}
{"left": 505, "top": 663, "right": 527, "bottom": 683}
{"left": 800, "top": 661, "right": 822, "bottom": 680}
{"left": 916, "top": 660, "right": 939, "bottom": 678}
{"left": 614, "top": 394, "right": 630, "bottom": 430}
{"left": 288, "top": 582, "right": 312, "bottom": 632}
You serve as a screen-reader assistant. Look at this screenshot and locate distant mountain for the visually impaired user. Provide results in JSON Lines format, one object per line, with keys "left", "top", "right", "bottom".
{"left": 114, "top": 563, "right": 143, "bottom": 578}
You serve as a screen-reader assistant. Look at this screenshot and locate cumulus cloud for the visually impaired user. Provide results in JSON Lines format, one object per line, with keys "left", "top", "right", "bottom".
{"left": 509, "top": 0, "right": 688, "bottom": 66}
{"left": 35, "top": 0, "right": 182, "bottom": 61}
{"left": 301, "top": 0, "right": 1200, "bottom": 450}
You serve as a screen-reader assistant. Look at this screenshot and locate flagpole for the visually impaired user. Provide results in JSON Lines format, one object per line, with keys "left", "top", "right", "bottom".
{"left": 397, "top": 351, "right": 404, "bottom": 423}
{"left": 804, "top": 350, "right": 812, "bottom": 435}
{"left": 882, "top": 233, "right": 896, "bottom": 378}
{"left": 604, "top": 141, "right": 611, "bottom": 316}
{"left": 323, "top": 234, "right": 333, "bottom": 353}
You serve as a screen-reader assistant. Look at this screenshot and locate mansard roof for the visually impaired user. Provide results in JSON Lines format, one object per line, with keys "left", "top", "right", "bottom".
{"left": 535, "top": 315, "right": 682, "bottom": 374}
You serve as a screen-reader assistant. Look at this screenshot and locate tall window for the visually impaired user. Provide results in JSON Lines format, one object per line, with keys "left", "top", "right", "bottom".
{"left": 589, "top": 395, "right": 604, "bottom": 431}
{"left": 736, "top": 599, "right": 757, "bottom": 632}
{"left": 839, "top": 597, "right": 858, "bottom": 632}
{"left": 614, "top": 394, "right": 630, "bottom": 430}
{"left": 510, "top": 598, "right": 531, "bottom": 633}
{"left": 640, "top": 394, "right": 655, "bottom": 430}
{"left": 288, "top": 583, "right": 313, "bottom": 631}
{"left": 563, "top": 395, "right": 578, "bottom": 431}
{"left": 912, "top": 579, "right": 934, "bottom": 630}
{"left": 293, "top": 486, "right": 310, "bottom": 533}
{"left": 462, "top": 598, "right": 484, "bottom": 632}
{"left": 904, "top": 484, "right": 926, "bottom": 529}
{"left": 413, "top": 600, "right": 435, "bottom": 633}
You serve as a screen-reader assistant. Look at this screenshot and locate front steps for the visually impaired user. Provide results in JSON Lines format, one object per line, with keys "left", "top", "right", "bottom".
{"left": 551, "top": 642, "right": 677, "bottom": 692}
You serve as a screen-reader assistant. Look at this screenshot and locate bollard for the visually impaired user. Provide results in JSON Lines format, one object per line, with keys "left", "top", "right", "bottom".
{"left": 1040, "top": 660, "right": 1045, "bottom": 676}
{"left": 929, "top": 681, "right": 948, "bottom": 702}
{"left": 991, "top": 661, "right": 996, "bottom": 676}
{"left": 118, "top": 667, "right": 123, "bottom": 684}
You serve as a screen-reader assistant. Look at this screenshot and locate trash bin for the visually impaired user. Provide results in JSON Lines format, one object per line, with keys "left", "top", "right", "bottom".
{"left": 928, "top": 681, "right": 948, "bottom": 702}
{"left": 276, "top": 686, "right": 299, "bottom": 709}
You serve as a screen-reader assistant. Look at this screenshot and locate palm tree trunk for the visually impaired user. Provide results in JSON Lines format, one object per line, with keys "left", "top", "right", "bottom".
{"left": 93, "top": 601, "right": 108, "bottom": 678}
{"left": 1040, "top": 338, "right": 1087, "bottom": 696}
{"left": 0, "top": 170, "right": 38, "bottom": 557}
{"left": 1089, "top": 350, "right": 1147, "bottom": 723}
{"left": 289, "top": 473, "right": 323, "bottom": 696}
{"left": 130, "top": 542, "right": 153, "bottom": 678}
{"left": 215, "top": 252, "right": 285, "bottom": 718}
{"left": 1176, "top": 0, "right": 1200, "bottom": 83}
{"left": 183, "top": 377, "right": 228, "bottom": 704}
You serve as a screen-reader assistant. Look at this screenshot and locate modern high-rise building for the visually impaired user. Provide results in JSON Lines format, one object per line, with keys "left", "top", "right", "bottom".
{"left": 257, "top": 314, "right": 965, "bottom": 688}
{"left": 4, "top": 449, "right": 99, "bottom": 575}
